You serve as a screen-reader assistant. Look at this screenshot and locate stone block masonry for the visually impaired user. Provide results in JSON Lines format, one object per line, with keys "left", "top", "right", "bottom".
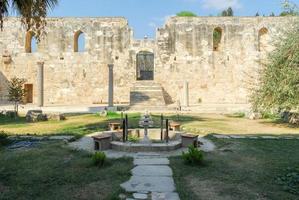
{"left": 0, "top": 16, "right": 297, "bottom": 111}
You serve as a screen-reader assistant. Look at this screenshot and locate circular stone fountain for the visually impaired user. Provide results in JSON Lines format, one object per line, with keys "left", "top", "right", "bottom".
{"left": 110, "top": 112, "right": 185, "bottom": 152}
{"left": 139, "top": 111, "right": 154, "bottom": 144}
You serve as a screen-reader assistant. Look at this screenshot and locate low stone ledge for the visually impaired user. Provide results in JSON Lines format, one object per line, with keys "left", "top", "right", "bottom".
{"left": 111, "top": 141, "right": 182, "bottom": 152}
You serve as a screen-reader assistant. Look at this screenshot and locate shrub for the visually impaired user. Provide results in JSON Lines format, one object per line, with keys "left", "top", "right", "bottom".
{"left": 0, "top": 131, "right": 9, "bottom": 146}
{"left": 261, "top": 111, "right": 280, "bottom": 119}
{"left": 176, "top": 11, "right": 197, "bottom": 17}
{"left": 227, "top": 112, "right": 246, "bottom": 118}
{"left": 128, "top": 135, "right": 139, "bottom": 143}
{"left": 182, "top": 145, "right": 203, "bottom": 165}
{"left": 92, "top": 152, "right": 106, "bottom": 167}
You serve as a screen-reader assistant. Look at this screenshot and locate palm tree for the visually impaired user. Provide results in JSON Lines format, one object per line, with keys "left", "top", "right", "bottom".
{"left": 0, "top": 0, "right": 58, "bottom": 39}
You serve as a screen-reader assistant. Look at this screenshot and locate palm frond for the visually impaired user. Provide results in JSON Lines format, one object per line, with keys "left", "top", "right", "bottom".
{"left": 0, "top": 0, "right": 9, "bottom": 29}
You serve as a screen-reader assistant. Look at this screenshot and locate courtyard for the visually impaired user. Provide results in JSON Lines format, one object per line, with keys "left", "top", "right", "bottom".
{"left": 1, "top": 112, "right": 299, "bottom": 199}
{"left": 0, "top": 0, "right": 299, "bottom": 199}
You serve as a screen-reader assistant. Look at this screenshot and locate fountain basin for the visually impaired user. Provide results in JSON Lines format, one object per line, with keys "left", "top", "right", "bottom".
{"left": 94, "top": 128, "right": 186, "bottom": 152}
{"left": 111, "top": 140, "right": 182, "bottom": 152}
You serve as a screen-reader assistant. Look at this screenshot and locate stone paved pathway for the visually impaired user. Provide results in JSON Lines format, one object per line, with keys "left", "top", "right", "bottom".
{"left": 121, "top": 153, "right": 180, "bottom": 200}
{"left": 213, "top": 134, "right": 299, "bottom": 140}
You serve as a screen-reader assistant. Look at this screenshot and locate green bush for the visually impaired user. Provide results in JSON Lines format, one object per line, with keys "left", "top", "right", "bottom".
{"left": 261, "top": 111, "right": 280, "bottom": 119}
{"left": 0, "top": 131, "right": 9, "bottom": 146}
{"left": 128, "top": 135, "right": 139, "bottom": 143}
{"left": 176, "top": 11, "right": 197, "bottom": 17}
{"left": 92, "top": 152, "right": 106, "bottom": 167}
{"left": 182, "top": 145, "right": 203, "bottom": 165}
{"left": 227, "top": 112, "right": 246, "bottom": 118}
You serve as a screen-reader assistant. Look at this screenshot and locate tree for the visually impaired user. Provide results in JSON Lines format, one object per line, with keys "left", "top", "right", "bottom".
{"left": 221, "top": 7, "right": 234, "bottom": 16}
{"left": 0, "top": 0, "right": 58, "bottom": 40}
{"left": 176, "top": 11, "right": 197, "bottom": 17}
{"left": 270, "top": 12, "right": 275, "bottom": 16}
{"left": 251, "top": 24, "right": 299, "bottom": 112}
{"left": 221, "top": 10, "right": 228, "bottom": 16}
{"left": 280, "top": 0, "right": 299, "bottom": 16}
{"left": 255, "top": 12, "right": 260, "bottom": 16}
{"left": 7, "top": 77, "right": 26, "bottom": 118}
{"left": 227, "top": 7, "right": 234, "bottom": 16}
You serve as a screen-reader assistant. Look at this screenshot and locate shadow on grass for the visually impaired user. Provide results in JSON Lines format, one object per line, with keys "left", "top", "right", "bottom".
{"left": 0, "top": 141, "right": 133, "bottom": 200}
{"left": 0, "top": 116, "right": 27, "bottom": 125}
{"left": 260, "top": 118, "right": 299, "bottom": 129}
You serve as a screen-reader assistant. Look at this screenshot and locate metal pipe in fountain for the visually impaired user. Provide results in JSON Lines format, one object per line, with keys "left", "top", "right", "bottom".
{"left": 125, "top": 114, "right": 129, "bottom": 141}
{"left": 122, "top": 119, "right": 126, "bottom": 142}
{"left": 165, "top": 119, "right": 169, "bottom": 143}
{"left": 160, "top": 114, "right": 164, "bottom": 141}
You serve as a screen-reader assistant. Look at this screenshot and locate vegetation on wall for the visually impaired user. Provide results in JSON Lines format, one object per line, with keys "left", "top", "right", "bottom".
{"left": 251, "top": 23, "right": 299, "bottom": 112}
{"left": 213, "top": 28, "right": 222, "bottom": 51}
{"left": 176, "top": 11, "right": 197, "bottom": 17}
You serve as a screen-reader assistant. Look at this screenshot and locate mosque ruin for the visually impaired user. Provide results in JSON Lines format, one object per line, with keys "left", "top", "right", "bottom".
{"left": 0, "top": 16, "right": 297, "bottom": 112}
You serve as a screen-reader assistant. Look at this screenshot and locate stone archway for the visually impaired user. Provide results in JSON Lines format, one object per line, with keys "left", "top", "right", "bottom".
{"left": 136, "top": 51, "right": 154, "bottom": 80}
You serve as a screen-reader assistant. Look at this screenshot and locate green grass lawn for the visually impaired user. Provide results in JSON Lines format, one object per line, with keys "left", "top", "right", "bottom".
{"left": 171, "top": 137, "right": 299, "bottom": 200}
{"left": 1, "top": 113, "right": 298, "bottom": 137}
{"left": 0, "top": 141, "right": 133, "bottom": 200}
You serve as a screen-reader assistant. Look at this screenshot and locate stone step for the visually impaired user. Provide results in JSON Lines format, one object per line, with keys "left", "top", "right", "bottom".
{"left": 133, "top": 81, "right": 161, "bottom": 86}
{"left": 128, "top": 105, "right": 176, "bottom": 111}
{"left": 130, "top": 81, "right": 166, "bottom": 107}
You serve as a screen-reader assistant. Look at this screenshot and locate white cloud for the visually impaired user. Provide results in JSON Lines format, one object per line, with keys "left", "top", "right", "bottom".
{"left": 201, "top": 0, "right": 242, "bottom": 10}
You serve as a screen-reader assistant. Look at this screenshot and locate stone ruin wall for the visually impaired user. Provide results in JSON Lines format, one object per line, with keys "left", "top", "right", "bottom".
{"left": 0, "top": 16, "right": 297, "bottom": 108}
{"left": 0, "top": 17, "right": 134, "bottom": 105}
{"left": 155, "top": 17, "right": 297, "bottom": 106}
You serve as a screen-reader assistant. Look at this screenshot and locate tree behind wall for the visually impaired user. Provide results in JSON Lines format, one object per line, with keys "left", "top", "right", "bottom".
{"left": 280, "top": 0, "right": 299, "bottom": 16}
{"left": 251, "top": 24, "right": 299, "bottom": 112}
{"left": 221, "top": 7, "right": 234, "bottom": 16}
{"left": 7, "top": 78, "right": 26, "bottom": 119}
{"left": 176, "top": 11, "right": 197, "bottom": 17}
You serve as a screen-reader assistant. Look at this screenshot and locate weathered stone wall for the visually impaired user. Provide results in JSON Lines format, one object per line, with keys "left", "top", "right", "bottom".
{"left": 0, "top": 17, "right": 133, "bottom": 105}
{"left": 0, "top": 16, "right": 297, "bottom": 109}
{"left": 155, "top": 16, "right": 298, "bottom": 106}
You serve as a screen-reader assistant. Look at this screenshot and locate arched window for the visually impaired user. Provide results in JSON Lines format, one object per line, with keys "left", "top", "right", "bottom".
{"left": 25, "top": 31, "right": 37, "bottom": 53}
{"left": 74, "top": 30, "right": 85, "bottom": 52}
{"left": 258, "top": 27, "right": 269, "bottom": 52}
{"left": 213, "top": 27, "right": 222, "bottom": 51}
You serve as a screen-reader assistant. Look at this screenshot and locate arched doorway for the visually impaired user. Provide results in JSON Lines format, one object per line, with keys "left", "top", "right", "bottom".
{"left": 136, "top": 51, "right": 154, "bottom": 80}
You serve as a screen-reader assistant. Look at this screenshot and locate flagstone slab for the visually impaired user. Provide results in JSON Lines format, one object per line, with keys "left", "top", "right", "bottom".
{"left": 132, "top": 165, "right": 172, "bottom": 177}
{"left": 121, "top": 176, "right": 176, "bottom": 192}
{"left": 134, "top": 158, "right": 169, "bottom": 165}
{"left": 151, "top": 192, "right": 180, "bottom": 200}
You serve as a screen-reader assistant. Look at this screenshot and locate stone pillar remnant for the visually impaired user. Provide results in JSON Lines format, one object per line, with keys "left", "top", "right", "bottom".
{"left": 108, "top": 64, "right": 114, "bottom": 107}
{"left": 37, "top": 61, "right": 44, "bottom": 107}
{"left": 183, "top": 81, "right": 189, "bottom": 107}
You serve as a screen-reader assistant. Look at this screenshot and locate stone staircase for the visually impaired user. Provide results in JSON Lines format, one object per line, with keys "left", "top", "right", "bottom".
{"left": 130, "top": 81, "right": 167, "bottom": 110}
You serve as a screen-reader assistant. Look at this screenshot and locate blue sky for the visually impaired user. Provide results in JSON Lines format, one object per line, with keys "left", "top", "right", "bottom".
{"left": 49, "top": 0, "right": 299, "bottom": 38}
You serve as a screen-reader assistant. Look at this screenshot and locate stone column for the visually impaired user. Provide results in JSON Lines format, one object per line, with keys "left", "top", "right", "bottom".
{"left": 37, "top": 61, "right": 44, "bottom": 107}
{"left": 108, "top": 64, "right": 114, "bottom": 107}
{"left": 183, "top": 81, "right": 189, "bottom": 107}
